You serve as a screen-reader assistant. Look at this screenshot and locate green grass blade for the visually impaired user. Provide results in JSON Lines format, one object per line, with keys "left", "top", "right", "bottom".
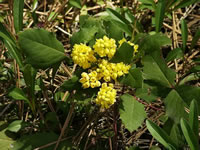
{"left": 181, "top": 19, "right": 188, "bottom": 52}
{"left": 4, "top": 41, "right": 24, "bottom": 68}
{"left": 189, "top": 100, "right": 199, "bottom": 138}
{"left": 180, "top": 118, "right": 200, "bottom": 150}
{"left": 146, "top": 120, "right": 176, "bottom": 149}
{"left": 13, "top": 0, "right": 24, "bottom": 33}
{"left": 155, "top": 0, "right": 166, "bottom": 33}
{"left": 191, "top": 28, "right": 200, "bottom": 50}
{"left": 174, "top": 0, "right": 199, "bottom": 10}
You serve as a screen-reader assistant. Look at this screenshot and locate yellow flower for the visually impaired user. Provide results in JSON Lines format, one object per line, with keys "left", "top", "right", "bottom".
{"left": 93, "top": 36, "right": 116, "bottom": 59}
{"left": 80, "top": 71, "right": 101, "bottom": 89}
{"left": 97, "top": 59, "right": 131, "bottom": 81}
{"left": 95, "top": 83, "right": 117, "bottom": 109}
{"left": 71, "top": 44, "right": 97, "bottom": 69}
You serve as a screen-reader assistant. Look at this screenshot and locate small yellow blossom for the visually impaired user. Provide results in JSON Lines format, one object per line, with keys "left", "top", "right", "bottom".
{"left": 95, "top": 83, "right": 117, "bottom": 109}
{"left": 80, "top": 71, "right": 101, "bottom": 89}
{"left": 71, "top": 44, "right": 97, "bottom": 69}
{"left": 97, "top": 59, "right": 131, "bottom": 81}
{"left": 93, "top": 36, "right": 117, "bottom": 59}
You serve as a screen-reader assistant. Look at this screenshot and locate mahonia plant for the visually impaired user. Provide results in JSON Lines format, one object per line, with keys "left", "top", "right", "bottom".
{"left": 71, "top": 36, "right": 138, "bottom": 109}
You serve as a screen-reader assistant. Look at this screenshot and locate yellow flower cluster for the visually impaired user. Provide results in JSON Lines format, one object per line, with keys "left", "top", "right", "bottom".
{"left": 95, "top": 83, "right": 117, "bottom": 109}
{"left": 93, "top": 36, "right": 116, "bottom": 59}
{"left": 80, "top": 71, "right": 101, "bottom": 89}
{"left": 97, "top": 59, "right": 131, "bottom": 82}
{"left": 71, "top": 36, "right": 136, "bottom": 109}
{"left": 71, "top": 44, "right": 96, "bottom": 69}
{"left": 119, "top": 38, "right": 139, "bottom": 54}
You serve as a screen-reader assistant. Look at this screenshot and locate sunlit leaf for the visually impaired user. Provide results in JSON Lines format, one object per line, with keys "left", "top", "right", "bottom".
{"left": 18, "top": 28, "right": 67, "bottom": 69}
{"left": 120, "top": 94, "right": 147, "bottom": 132}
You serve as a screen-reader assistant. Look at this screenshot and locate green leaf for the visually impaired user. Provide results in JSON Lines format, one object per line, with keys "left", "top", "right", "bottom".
{"left": 106, "top": 8, "right": 132, "bottom": 36}
{"left": 61, "top": 76, "right": 81, "bottom": 91}
{"left": 166, "top": 48, "right": 183, "bottom": 62}
{"left": 191, "top": 28, "right": 200, "bottom": 50}
{"left": 13, "top": 0, "right": 24, "bottom": 33}
{"left": 7, "top": 120, "right": 24, "bottom": 133}
{"left": 180, "top": 118, "right": 200, "bottom": 150}
{"left": 135, "top": 88, "right": 158, "bottom": 102}
{"left": 142, "top": 55, "right": 176, "bottom": 88}
{"left": 174, "top": 0, "right": 199, "bottom": 10}
{"left": 11, "top": 132, "right": 72, "bottom": 150}
{"left": 155, "top": 0, "right": 166, "bottom": 32}
{"left": 189, "top": 100, "right": 199, "bottom": 138}
{"left": 179, "top": 73, "right": 200, "bottom": 85}
{"left": 9, "top": 88, "right": 29, "bottom": 103}
{"left": 119, "top": 68, "right": 143, "bottom": 88}
{"left": 103, "top": 20, "right": 123, "bottom": 41}
{"left": 175, "top": 85, "right": 200, "bottom": 111}
{"left": 4, "top": 40, "right": 24, "bottom": 68}
{"left": 169, "top": 124, "right": 185, "bottom": 148}
{"left": 32, "top": 0, "right": 38, "bottom": 11}
{"left": 0, "top": 23, "right": 16, "bottom": 46}
{"left": 164, "top": 90, "right": 187, "bottom": 124}
{"left": 18, "top": 28, "right": 67, "bottom": 69}
{"left": 69, "top": 0, "right": 82, "bottom": 9}
{"left": 23, "top": 64, "right": 37, "bottom": 99}
{"left": 0, "top": 23, "right": 24, "bottom": 68}
{"left": 138, "top": 33, "right": 171, "bottom": 55}
{"left": 0, "top": 121, "right": 16, "bottom": 150}
{"left": 146, "top": 120, "right": 176, "bottom": 149}
{"left": 70, "top": 26, "right": 98, "bottom": 45}
{"left": 181, "top": 19, "right": 188, "bottom": 52}
{"left": 111, "top": 42, "right": 133, "bottom": 64}
{"left": 120, "top": 94, "right": 147, "bottom": 132}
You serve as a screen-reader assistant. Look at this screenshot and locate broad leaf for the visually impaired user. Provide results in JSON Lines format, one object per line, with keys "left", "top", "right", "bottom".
{"left": 9, "top": 88, "right": 29, "bottom": 103}
{"left": 120, "top": 94, "right": 147, "bottom": 132}
{"left": 180, "top": 118, "right": 200, "bottom": 150}
{"left": 170, "top": 124, "right": 185, "bottom": 148}
{"left": 0, "top": 122, "right": 16, "bottom": 150}
{"left": 111, "top": 42, "right": 133, "bottom": 64}
{"left": 146, "top": 120, "right": 176, "bottom": 149}
{"left": 23, "top": 64, "right": 37, "bottom": 99}
{"left": 142, "top": 55, "right": 176, "bottom": 88}
{"left": 106, "top": 8, "right": 132, "bottom": 36}
{"left": 13, "top": 0, "right": 24, "bottom": 33}
{"left": 7, "top": 120, "right": 24, "bottom": 133}
{"left": 69, "top": 0, "right": 82, "bottom": 9}
{"left": 18, "top": 28, "right": 67, "bottom": 69}
{"left": 175, "top": 85, "right": 200, "bottom": 111}
{"left": 166, "top": 48, "right": 183, "bottom": 62}
{"left": 61, "top": 76, "right": 81, "bottom": 91}
{"left": 164, "top": 90, "right": 187, "bottom": 124}
{"left": 119, "top": 68, "right": 143, "bottom": 88}
{"left": 70, "top": 26, "right": 98, "bottom": 45}
{"left": 138, "top": 33, "right": 171, "bottom": 55}
{"left": 189, "top": 100, "right": 199, "bottom": 138}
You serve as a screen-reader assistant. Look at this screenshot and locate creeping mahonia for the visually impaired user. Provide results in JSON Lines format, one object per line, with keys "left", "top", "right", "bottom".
{"left": 71, "top": 44, "right": 96, "bottom": 69}
{"left": 71, "top": 36, "right": 138, "bottom": 109}
{"left": 93, "top": 36, "right": 116, "bottom": 59}
{"left": 95, "top": 83, "right": 117, "bottom": 109}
